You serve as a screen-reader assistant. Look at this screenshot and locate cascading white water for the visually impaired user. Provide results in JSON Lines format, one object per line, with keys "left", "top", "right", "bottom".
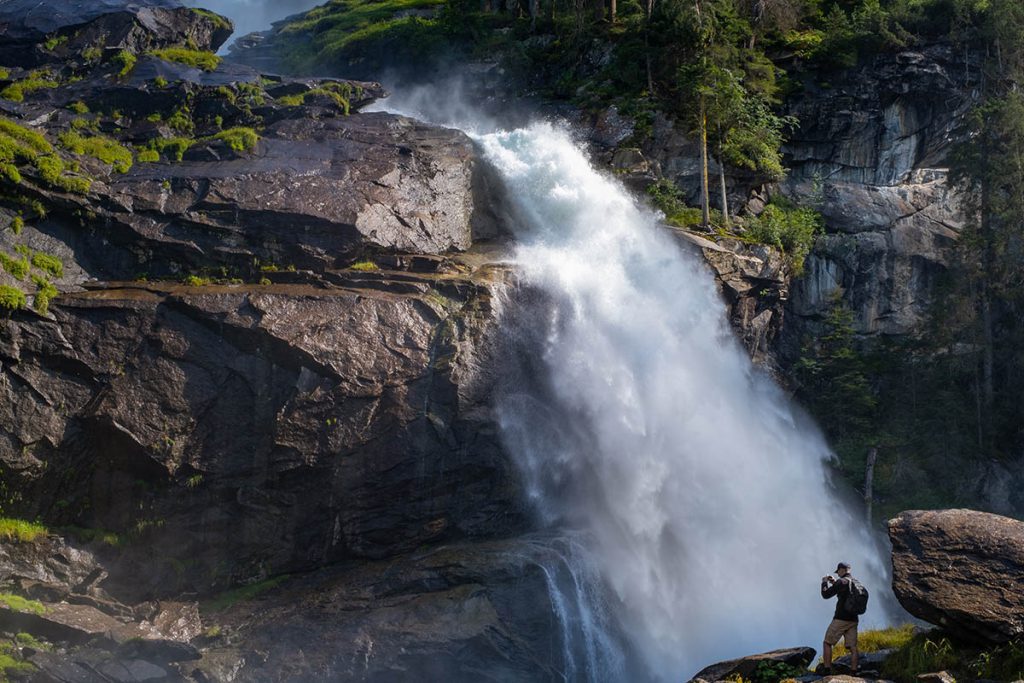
{"left": 482, "top": 123, "right": 892, "bottom": 679}
{"left": 372, "top": 93, "right": 894, "bottom": 680}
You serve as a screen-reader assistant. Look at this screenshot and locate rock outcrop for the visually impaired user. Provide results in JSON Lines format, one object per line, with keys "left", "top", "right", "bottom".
{"left": 888, "top": 509, "right": 1024, "bottom": 644}
{"left": 781, "top": 46, "right": 976, "bottom": 343}
{"left": 689, "top": 646, "right": 817, "bottom": 683}
{"left": 0, "top": 0, "right": 234, "bottom": 68}
{"left": 671, "top": 229, "right": 790, "bottom": 369}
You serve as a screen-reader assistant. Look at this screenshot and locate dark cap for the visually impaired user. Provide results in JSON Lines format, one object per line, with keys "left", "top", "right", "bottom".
{"left": 836, "top": 562, "right": 851, "bottom": 571}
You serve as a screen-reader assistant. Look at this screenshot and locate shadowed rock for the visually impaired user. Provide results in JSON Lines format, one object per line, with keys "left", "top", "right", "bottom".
{"left": 690, "top": 646, "right": 816, "bottom": 683}
{"left": 888, "top": 509, "right": 1024, "bottom": 644}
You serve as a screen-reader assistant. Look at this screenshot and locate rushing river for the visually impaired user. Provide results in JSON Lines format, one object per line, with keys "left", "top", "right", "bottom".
{"left": 379, "top": 95, "right": 893, "bottom": 679}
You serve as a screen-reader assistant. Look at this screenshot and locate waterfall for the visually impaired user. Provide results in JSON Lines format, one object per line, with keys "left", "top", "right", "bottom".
{"left": 372, "top": 96, "right": 893, "bottom": 680}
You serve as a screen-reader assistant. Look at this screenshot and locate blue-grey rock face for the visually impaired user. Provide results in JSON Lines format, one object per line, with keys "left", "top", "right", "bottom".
{"left": 783, "top": 45, "right": 978, "bottom": 339}
{"left": 0, "top": 0, "right": 233, "bottom": 67}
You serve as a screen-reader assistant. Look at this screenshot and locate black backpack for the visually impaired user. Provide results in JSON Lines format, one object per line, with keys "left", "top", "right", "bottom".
{"left": 843, "top": 577, "right": 869, "bottom": 616}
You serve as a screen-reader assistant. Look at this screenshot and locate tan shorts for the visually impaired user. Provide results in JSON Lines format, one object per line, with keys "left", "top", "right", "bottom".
{"left": 824, "top": 619, "right": 858, "bottom": 648}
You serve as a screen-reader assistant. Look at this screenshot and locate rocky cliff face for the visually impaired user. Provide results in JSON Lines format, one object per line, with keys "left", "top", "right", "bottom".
{"left": 0, "top": 1, "right": 588, "bottom": 678}
{"left": 781, "top": 45, "right": 976, "bottom": 345}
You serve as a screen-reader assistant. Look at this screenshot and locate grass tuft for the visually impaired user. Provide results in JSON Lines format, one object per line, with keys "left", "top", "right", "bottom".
{"left": 58, "top": 131, "right": 133, "bottom": 173}
{"left": 0, "top": 593, "right": 45, "bottom": 615}
{"left": 0, "top": 285, "right": 26, "bottom": 310}
{"left": 149, "top": 47, "right": 221, "bottom": 72}
{"left": 0, "top": 518, "right": 46, "bottom": 542}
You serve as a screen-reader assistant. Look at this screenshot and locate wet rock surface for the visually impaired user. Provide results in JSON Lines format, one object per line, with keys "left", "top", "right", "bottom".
{"left": 186, "top": 534, "right": 630, "bottom": 682}
{"left": 888, "top": 509, "right": 1024, "bottom": 644}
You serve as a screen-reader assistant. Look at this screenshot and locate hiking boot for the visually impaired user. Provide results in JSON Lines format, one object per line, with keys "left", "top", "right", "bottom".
{"left": 814, "top": 663, "right": 833, "bottom": 676}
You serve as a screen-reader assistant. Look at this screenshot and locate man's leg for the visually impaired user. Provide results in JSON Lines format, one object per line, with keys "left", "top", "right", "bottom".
{"left": 822, "top": 641, "right": 833, "bottom": 669}
{"left": 847, "top": 625, "right": 859, "bottom": 672}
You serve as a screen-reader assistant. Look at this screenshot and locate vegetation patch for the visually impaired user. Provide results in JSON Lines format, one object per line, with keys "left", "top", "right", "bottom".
{"left": 744, "top": 199, "right": 822, "bottom": 275}
{"left": 0, "top": 70, "right": 59, "bottom": 102}
{"left": 211, "top": 127, "right": 259, "bottom": 153}
{"left": 0, "top": 593, "right": 45, "bottom": 615}
{"left": 349, "top": 260, "right": 379, "bottom": 272}
{"left": 58, "top": 131, "right": 133, "bottom": 173}
{"left": 191, "top": 7, "right": 232, "bottom": 31}
{"left": 0, "top": 285, "right": 25, "bottom": 310}
{"left": 278, "top": 82, "right": 355, "bottom": 114}
{"left": 879, "top": 632, "right": 1024, "bottom": 683}
{"left": 0, "top": 118, "right": 91, "bottom": 193}
{"left": 149, "top": 47, "right": 221, "bottom": 72}
{"left": 32, "top": 275, "right": 58, "bottom": 314}
{"left": 0, "top": 252, "right": 29, "bottom": 280}
{"left": 112, "top": 50, "right": 137, "bottom": 77}
{"left": 29, "top": 251, "right": 63, "bottom": 279}
{"left": 0, "top": 517, "right": 46, "bottom": 542}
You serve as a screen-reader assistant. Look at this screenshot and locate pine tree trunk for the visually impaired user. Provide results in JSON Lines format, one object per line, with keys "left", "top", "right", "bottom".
{"left": 717, "top": 135, "right": 729, "bottom": 228}
{"left": 608, "top": 0, "right": 616, "bottom": 23}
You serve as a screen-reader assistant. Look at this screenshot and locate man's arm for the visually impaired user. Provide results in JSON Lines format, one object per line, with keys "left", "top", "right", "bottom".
{"left": 821, "top": 578, "right": 838, "bottom": 599}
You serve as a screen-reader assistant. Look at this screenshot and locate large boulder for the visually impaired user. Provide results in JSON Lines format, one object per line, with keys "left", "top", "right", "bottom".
{"left": 888, "top": 509, "right": 1024, "bottom": 644}
{"left": 689, "top": 646, "right": 817, "bottom": 683}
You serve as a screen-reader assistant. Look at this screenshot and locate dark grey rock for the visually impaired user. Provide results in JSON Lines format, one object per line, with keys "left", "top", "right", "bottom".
{"left": 689, "top": 646, "right": 816, "bottom": 683}
{"left": 889, "top": 509, "right": 1024, "bottom": 644}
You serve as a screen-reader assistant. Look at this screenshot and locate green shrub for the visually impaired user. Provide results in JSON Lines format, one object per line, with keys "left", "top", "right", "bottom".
{"left": 0, "top": 68, "right": 8, "bottom": 81}
{"left": 0, "top": 70, "right": 59, "bottom": 102}
{"left": 349, "top": 260, "right": 379, "bottom": 272}
{"left": 0, "top": 118, "right": 52, "bottom": 156}
{"left": 153, "top": 76, "right": 169, "bottom": 88}
{"left": 745, "top": 201, "right": 822, "bottom": 274}
{"left": 211, "top": 127, "right": 259, "bottom": 152}
{"left": 0, "top": 651, "right": 34, "bottom": 677}
{"left": 0, "top": 252, "right": 29, "bottom": 279}
{"left": 137, "top": 149, "right": 160, "bottom": 163}
{"left": 0, "top": 517, "right": 46, "bottom": 542}
{"left": 144, "top": 136, "right": 193, "bottom": 162}
{"left": 0, "top": 593, "right": 45, "bottom": 614}
{"left": 31, "top": 275, "right": 58, "bottom": 314}
{"left": 183, "top": 274, "right": 212, "bottom": 286}
{"left": 149, "top": 47, "right": 221, "bottom": 72}
{"left": 58, "top": 130, "right": 133, "bottom": 173}
{"left": 0, "top": 284, "right": 25, "bottom": 310}
{"left": 10, "top": 215, "right": 23, "bottom": 235}
{"left": 30, "top": 251, "right": 62, "bottom": 278}
{"left": 35, "top": 154, "right": 91, "bottom": 194}
{"left": 112, "top": 50, "right": 137, "bottom": 77}
{"left": 278, "top": 82, "right": 352, "bottom": 114}
{"left": 44, "top": 35, "right": 68, "bottom": 51}
{"left": 81, "top": 46, "right": 102, "bottom": 63}
{"left": 167, "top": 108, "right": 193, "bottom": 135}
{"left": 68, "top": 101, "right": 89, "bottom": 114}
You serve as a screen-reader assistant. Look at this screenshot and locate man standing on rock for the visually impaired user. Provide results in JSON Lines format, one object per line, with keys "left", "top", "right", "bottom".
{"left": 820, "top": 561, "right": 860, "bottom": 674}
